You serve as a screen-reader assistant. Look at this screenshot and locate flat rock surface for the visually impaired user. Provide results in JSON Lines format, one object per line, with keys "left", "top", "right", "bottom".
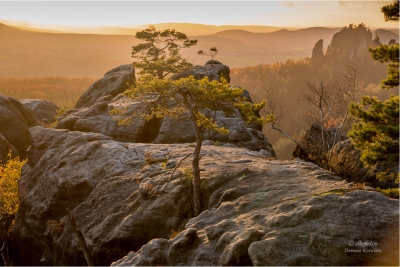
{"left": 12, "top": 127, "right": 399, "bottom": 266}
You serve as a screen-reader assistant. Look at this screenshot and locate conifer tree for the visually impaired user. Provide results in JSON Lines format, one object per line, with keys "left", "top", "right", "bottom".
{"left": 348, "top": 1, "right": 399, "bottom": 181}
{"left": 111, "top": 75, "right": 273, "bottom": 215}
{"left": 131, "top": 26, "right": 198, "bottom": 79}
{"left": 198, "top": 47, "right": 218, "bottom": 60}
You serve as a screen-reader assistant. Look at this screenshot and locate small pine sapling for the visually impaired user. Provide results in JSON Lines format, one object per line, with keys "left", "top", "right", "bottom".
{"left": 198, "top": 47, "right": 218, "bottom": 60}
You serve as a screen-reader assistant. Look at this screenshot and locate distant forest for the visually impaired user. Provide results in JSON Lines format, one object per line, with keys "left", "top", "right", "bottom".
{"left": 1, "top": 23, "right": 398, "bottom": 78}
{"left": 231, "top": 58, "right": 391, "bottom": 159}
{"left": 0, "top": 77, "right": 95, "bottom": 107}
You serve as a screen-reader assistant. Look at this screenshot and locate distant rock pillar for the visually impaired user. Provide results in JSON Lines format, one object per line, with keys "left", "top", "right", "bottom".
{"left": 312, "top": 39, "right": 324, "bottom": 63}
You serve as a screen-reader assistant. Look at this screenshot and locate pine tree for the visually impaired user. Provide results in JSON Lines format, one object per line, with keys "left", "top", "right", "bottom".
{"left": 348, "top": 95, "right": 399, "bottom": 166}
{"left": 111, "top": 75, "right": 273, "bottom": 215}
{"left": 198, "top": 47, "right": 218, "bottom": 60}
{"left": 131, "top": 26, "right": 198, "bottom": 79}
{"left": 348, "top": 1, "right": 399, "bottom": 181}
{"left": 369, "top": 43, "right": 399, "bottom": 89}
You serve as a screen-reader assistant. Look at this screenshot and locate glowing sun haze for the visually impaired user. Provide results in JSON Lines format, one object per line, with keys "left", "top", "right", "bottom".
{"left": 0, "top": 0, "right": 397, "bottom": 30}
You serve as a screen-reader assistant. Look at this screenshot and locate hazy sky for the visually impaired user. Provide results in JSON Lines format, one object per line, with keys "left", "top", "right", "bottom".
{"left": 0, "top": 1, "right": 397, "bottom": 29}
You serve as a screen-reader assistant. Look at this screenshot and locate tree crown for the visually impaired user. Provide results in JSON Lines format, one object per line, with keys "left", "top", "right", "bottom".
{"left": 381, "top": 0, "right": 399, "bottom": 21}
{"left": 198, "top": 47, "right": 218, "bottom": 60}
{"left": 132, "top": 26, "right": 198, "bottom": 79}
{"left": 111, "top": 75, "right": 274, "bottom": 133}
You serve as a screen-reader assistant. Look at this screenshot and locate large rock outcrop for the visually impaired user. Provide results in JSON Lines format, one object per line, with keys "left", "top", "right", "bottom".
{"left": 170, "top": 60, "right": 230, "bottom": 83}
{"left": 311, "top": 39, "right": 324, "bottom": 63}
{"left": 311, "top": 24, "right": 381, "bottom": 66}
{"left": 74, "top": 64, "right": 136, "bottom": 109}
{"left": 0, "top": 95, "right": 40, "bottom": 160}
{"left": 20, "top": 99, "right": 59, "bottom": 125}
{"left": 55, "top": 62, "right": 275, "bottom": 154}
{"left": 12, "top": 127, "right": 399, "bottom": 266}
{"left": 328, "top": 139, "right": 399, "bottom": 188}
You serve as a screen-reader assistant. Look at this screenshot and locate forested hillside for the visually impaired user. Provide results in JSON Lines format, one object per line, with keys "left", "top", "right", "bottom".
{"left": 231, "top": 24, "right": 394, "bottom": 159}
{"left": 1, "top": 22, "right": 397, "bottom": 78}
{"left": 0, "top": 77, "right": 95, "bottom": 106}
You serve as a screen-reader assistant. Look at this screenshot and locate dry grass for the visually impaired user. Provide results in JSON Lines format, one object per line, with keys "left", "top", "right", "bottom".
{"left": 144, "top": 151, "right": 167, "bottom": 165}
{"left": 170, "top": 229, "right": 183, "bottom": 239}
{"left": 351, "top": 182, "right": 366, "bottom": 190}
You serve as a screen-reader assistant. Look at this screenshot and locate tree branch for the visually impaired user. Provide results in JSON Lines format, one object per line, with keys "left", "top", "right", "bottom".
{"left": 161, "top": 152, "right": 193, "bottom": 192}
{"left": 66, "top": 209, "right": 93, "bottom": 266}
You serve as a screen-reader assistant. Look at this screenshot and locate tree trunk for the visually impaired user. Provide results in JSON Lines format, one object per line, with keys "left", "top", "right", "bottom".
{"left": 189, "top": 115, "right": 203, "bottom": 216}
{"left": 157, "top": 69, "right": 164, "bottom": 80}
{"left": 182, "top": 94, "right": 203, "bottom": 216}
{"left": 66, "top": 209, "right": 94, "bottom": 266}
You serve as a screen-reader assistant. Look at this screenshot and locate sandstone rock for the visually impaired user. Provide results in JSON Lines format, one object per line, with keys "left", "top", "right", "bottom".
{"left": 12, "top": 127, "right": 193, "bottom": 266}
{"left": 171, "top": 60, "right": 230, "bottom": 83}
{"left": 311, "top": 39, "right": 324, "bottom": 63}
{"left": 20, "top": 99, "right": 59, "bottom": 125}
{"left": 74, "top": 64, "right": 135, "bottom": 109}
{"left": 113, "top": 161, "right": 399, "bottom": 266}
{"left": 292, "top": 122, "right": 347, "bottom": 165}
{"left": 325, "top": 24, "right": 376, "bottom": 65}
{"left": 388, "top": 39, "right": 397, "bottom": 45}
{"left": 328, "top": 139, "right": 399, "bottom": 188}
{"left": 55, "top": 63, "right": 275, "bottom": 154}
{"left": 0, "top": 95, "right": 40, "bottom": 159}
{"left": 12, "top": 127, "right": 399, "bottom": 266}
{"left": 55, "top": 96, "right": 152, "bottom": 143}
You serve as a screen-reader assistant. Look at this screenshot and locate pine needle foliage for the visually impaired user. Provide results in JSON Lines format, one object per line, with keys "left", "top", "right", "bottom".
{"left": 0, "top": 153, "right": 26, "bottom": 216}
{"left": 348, "top": 1, "right": 399, "bottom": 181}
{"left": 369, "top": 43, "right": 399, "bottom": 90}
{"left": 132, "top": 25, "right": 198, "bottom": 79}
{"left": 111, "top": 75, "right": 273, "bottom": 130}
{"left": 0, "top": 152, "right": 26, "bottom": 265}
{"left": 381, "top": 0, "right": 399, "bottom": 21}
{"left": 198, "top": 47, "right": 218, "bottom": 60}
{"left": 348, "top": 95, "right": 399, "bottom": 167}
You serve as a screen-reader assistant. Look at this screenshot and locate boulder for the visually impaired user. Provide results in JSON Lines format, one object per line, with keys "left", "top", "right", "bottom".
{"left": 328, "top": 139, "right": 399, "bottom": 188}
{"left": 74, "top": 64, "right": 136, "bottom": 109}
{"left": 20, "top": 99, "right": 59, "bottom": 124}
{"left": 171, "top": 60, "right": 230, "bottom": 83}
{"left": 0, "top": 95, "right": 40, "bottom": 159}
{"left": 12, "top": 127, "right": 399, "bottom": 266}
{"left": 292, "top": 122, "right": 347, "bottom": 165}
{"left": 55, "top": 95, "right": 153, "bottom": 143}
